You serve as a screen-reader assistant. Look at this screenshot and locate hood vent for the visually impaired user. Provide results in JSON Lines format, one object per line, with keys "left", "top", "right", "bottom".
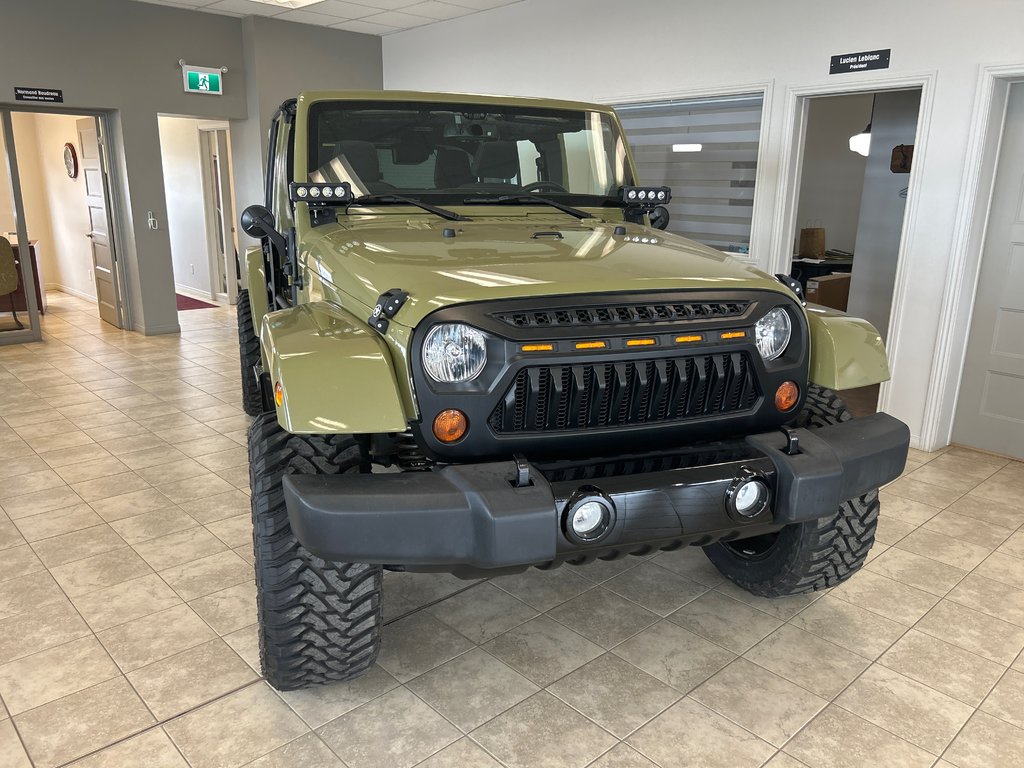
{"left": 492, "top": 300, "right": 750, "bottom": 329}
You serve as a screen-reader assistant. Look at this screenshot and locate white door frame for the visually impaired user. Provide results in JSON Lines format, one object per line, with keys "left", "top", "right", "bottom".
{"left": 926, "top": 63, "right": 1024, "bottom": 451}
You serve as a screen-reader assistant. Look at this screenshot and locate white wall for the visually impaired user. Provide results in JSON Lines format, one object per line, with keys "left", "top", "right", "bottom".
{"left": 158, "top": 116, "right": 217, "bottom": 298}
{"left": 795, "top": 94, "right": 872, "bottom": 254}
{"left": 382, "top": 0, "right": 1024, "bottom": 449}
{"left": 847, "top": 90, "right": 921, "bottom": 339}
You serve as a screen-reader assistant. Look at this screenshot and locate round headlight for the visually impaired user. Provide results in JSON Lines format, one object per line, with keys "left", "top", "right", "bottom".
{"left": 754, "top": 307, "right": 792, "bottom": 361}
{"left": 422, "top": 324, "right": 488, "bottom": 383}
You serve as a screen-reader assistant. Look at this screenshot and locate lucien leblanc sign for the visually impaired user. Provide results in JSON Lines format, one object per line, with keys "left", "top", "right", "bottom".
{"left": 829, "top": 49, "right": 892, "bottom": 75}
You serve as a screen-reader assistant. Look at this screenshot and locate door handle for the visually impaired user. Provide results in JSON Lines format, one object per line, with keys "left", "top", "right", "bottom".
{"left": 95, "top": 266, "right": 112, "bottom": 275}
{"left": 85, "top": 233, "right": 95, "bottom": 239}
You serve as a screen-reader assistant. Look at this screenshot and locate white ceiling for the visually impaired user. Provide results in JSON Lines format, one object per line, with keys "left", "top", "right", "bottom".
{"left": 131, "top": 0, "right": 524, "bottom": 35}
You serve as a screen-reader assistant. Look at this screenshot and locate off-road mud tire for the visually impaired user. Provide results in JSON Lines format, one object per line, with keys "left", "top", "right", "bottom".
{"left": 237, "top": 290, "right": 264, "bottom": 417}
{"left": 703, "top": 385, "right": 879, "bottom": 597}
{"left": 249, "top": 412, "right": 383, "bottom": 690}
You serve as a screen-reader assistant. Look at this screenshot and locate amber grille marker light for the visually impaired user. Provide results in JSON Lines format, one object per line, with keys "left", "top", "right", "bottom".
{"left": 775, "top": 381, "right": 799, "bottom": 412}
{"left": 274, "top": 382, "right": 284, "bottom": 407}
{"left": 433, "top": 409, "right": 468, "bottom": 443}
{"left": 575, "top": 341, "right": 607, "bottom": 350}
{"left": 626, "top": 338, "right": 656, "bottom": 347}
{"left": 675, "top": 334, "right": 702, "bottom": 343}
{"left": 720, "top": 331, "right": 746, "bottom": 340}
{"left": 521, "top": 343, "right": 554, "bottom": 352}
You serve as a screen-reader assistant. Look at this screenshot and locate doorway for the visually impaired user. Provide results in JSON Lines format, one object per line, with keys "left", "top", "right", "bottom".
{"left": 158, "top": 116, "right": 239, "bottom": 313}
{"left": 952, "top": 81, "right": 1024, "bottom": 459}
{"left": 788, "top": 88, "right": 923, "bottom": 415}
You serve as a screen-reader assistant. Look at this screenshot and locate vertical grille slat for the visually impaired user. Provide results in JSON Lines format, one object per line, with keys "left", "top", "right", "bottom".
{"left": 490, "top": 352, "right": 761, "bottom": 433}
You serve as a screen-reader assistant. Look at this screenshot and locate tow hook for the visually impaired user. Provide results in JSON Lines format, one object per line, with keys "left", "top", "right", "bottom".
{"left": 779, "top": 426, "right": 802, "bottom": 456}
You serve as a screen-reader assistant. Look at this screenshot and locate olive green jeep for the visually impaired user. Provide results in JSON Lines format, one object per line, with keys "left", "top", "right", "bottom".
{"left": 237, "top": 91, "right": 910, "bottom": 691}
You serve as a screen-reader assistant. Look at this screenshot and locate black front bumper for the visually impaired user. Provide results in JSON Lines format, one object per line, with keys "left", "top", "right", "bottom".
{"left": 283, "top": 413, "right": 910, "bottom": 574}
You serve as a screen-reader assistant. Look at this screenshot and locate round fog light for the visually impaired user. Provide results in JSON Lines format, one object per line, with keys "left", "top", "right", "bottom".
{"left": 562, "top": 488, "right": 615, "bottom": 544}
{"left": 572, "top": 502, "right": 606, "bottom": 536}
{"left": 725, "top": 470, "right": 770, "bottom": 520}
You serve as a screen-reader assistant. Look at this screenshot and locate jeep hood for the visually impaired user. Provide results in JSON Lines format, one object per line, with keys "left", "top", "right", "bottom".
{"left": 302, "top": 217, "right": 787, "bottom": 327}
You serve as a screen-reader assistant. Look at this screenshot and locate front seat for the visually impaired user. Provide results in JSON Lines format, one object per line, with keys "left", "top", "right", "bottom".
{"left": 322, "top": 140, "right": 393, "bottom": 194}
{"left": 471, "top": 141, "right": 520, "bottom": 187}
{"left": 434, "top": 147, "right": 473, "bottom": 189}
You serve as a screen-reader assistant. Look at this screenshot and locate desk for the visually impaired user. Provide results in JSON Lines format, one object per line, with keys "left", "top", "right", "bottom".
{"left": 8, "top": 240, "right": 46, "bottom": 315}
{"left": 790, "top": 258, "right": 853, "bottom": 292}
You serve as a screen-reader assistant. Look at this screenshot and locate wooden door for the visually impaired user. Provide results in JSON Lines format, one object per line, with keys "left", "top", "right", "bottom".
{"left": 77, "top": 117, "right": 121, "bottom": 328}
{"left": 953, "top": 83, "right": 1024, "bottom": 458}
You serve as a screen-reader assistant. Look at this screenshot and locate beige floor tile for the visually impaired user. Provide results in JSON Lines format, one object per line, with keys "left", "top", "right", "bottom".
{"left": 0, "top": 635, "right": 119, "bottom": 715}
{"left": 969, "top": 466, "right": 1024, "bottom": 507}
{"left": 482, "top": 614, "right": 603, "bottom": 687}
{"left": 30, "top": 524, "right": 125, "bottom": 568}
{"left": 376, "top": 611, "right": 474, "bottom": 683}
{"left": 318, "top": 686, "right": 460, "bottom": 768}
{"left": 783, "top": 704, "right": 934, "bottom": 768}
{"left": 712, "top": 579, "right": 821, "bottom": 620}
{"left": 667, "top": 589, "right": 782, "bottom": 654}
{"left": 0, "top": 456, "right": 49, "bottom": 481}
{"left": 943, "top": 711, "right": 1024, "bottom": 768}
{"left": 426, "top": 582, "right": 537, "bottom": 645}
{"left": 745, "top": 624, "right": 870, "bottom": 698}
{"left": 829, "top": 569, "right": 939, "bottom": 626}
{"left": 413, "top": 737, "right": 503, "bottom": 768}
{"left": 879, "top": 494, "right": 942, "bottom": 528}
{"left": 602, "top": 561, "right": 707, "bottom": 617}
{"left": 470, "top": 691, "right": 615, "bottom": 768}
{"left": 0, "top": 545, "right": 43, "bottom": 583}
{"left": 789, "top": 594, "right": 906, "bottom": 660}
{"left": 586, "top": 743, "right": 660, "bottom": 767}
{"left": 649, "top": 549, "right": 727, "bottom": 587}
{"left": 135, "top": 457, "right": 211, "bottom": 486}
{"left": 763, "top": 754, "right": 811, "bottom": 768}
{"left": 194, "top": 446, "right": 248, "bottom": 472}
{"left": 13, "top": 504, "right": 103, "bottom": 543}
{"left": 98, "top": 433, "right": 169, "bottom": 457}
{"left": 923, "top": 510, "right": 1013, "bottom": 549}
{"left": 874, "top": 514, "right": 917, "bottom": 545}
{"left": 0, "top": 571, "right": 67, "bottom": 621}
{"left": 980, "top": 669, "right": 1024, "bottom": 728}
{"left": 895, "top": 528, "right": 993, "bottom": 571}
{"left": 946, "top": 493, "right": 1024, "bottom": 530}
{"left": 0, "top": 719, "right": 31, "bottom": 768}
{"left": 278, "top": 664, "right": 398, "bottom": 729}
{"left": 0, "top": 598, "right": 90, "bottom": 664}
{"left": 491, "top": 566, "right": 591, "bottom": 611}
{"left": 128, "top": 638, "right": 257, "bottom": 720}
{"left": 165, "top": 682, "right": 309, "bottom": 768}
{"left": 50, "top": 547, "right": 152, "bottom": 597}
{"left": 160, "top": 550, "right": 253, "bottom": 601}
{"left": 117, "top": 445, "right": 188, "bottom": 471}
{"left": 916, "top": 599, "right": 1024, "bottom": 665}
{"left": 188, "top": 580, "right": 256, "bottom": 635}
{"left": 883, "top": 477, "right": 964, "bottom": 508}
{"left": 903, "top": 455, "right": 1000, "bottom": 493}
{"left": 87, "top": 487, "right": 174, "bottom": 522}
{"left": 109, "top": 507, "right": 197, "bottom": 545}
{"left": 68, "top": 728, "right": 188, "bottom": 768}
{"left": 223, "top": 624, "right": 261, "bottom": 672}
{"left": 836, "top": 664, "right": 974, "bottom": 753}
{"left": 0, "top": 485, "right": 83, "bottom": 520}
{"left": 612, "top": 620, "right": 735, "bottom": 693}
{"left": 179, "top": 489, "right": 252, "bottom": 524}
{"left": 864, "top": 547, "right": 966, "bottom": 596}
{"left": 205, "top": 514, "right": 253, "bottom": 550}
{"left": 97, "top": 603, "right": 216, "bottom": 671}
{"left": 627, "top": 696, "right": 774, "bottom": 768}
{"left": 974, "top": 551, "right": 1024, "bottom": 591}
{"left": 13, "top": 677, "right": 155, "bottom": 768}
{"left": 71, "top": 471, "right": 150, "bottom": 504}
{"left": 0, "top": 517, "right": 24, "bottom": 552}
{"left": 158, "top": 473, "right": 236, "bottom": 504}
{"left": 72, "top": 573, "right": 181, "bottom": 631}
{"left": 242, "top": 732, "right": 344, "bottom": 767}
{"left": 53, "top": 456, "right": 129, "bottom": 486}
{"left": 134, "top": 526, "right": 227, "bottom": 571}
{"left": 408, "top": 647, "right": 539, "bottom": 732}
{"left": 692, "top": 658, "right": 827, "bottom": 746}
{"left": 879, "top": 630, "right": 1005, "bottom": 706}
{"left": 547, "top": 586, "right": 659, "bottom": 649}
{"left": 0, "top": 470, "right": 67, "bottom": 501}
{"left": 1000, "top": 530, "right": 1024, "bottom": 559}
{"left": 947, "top": 573, "right": 1024, "bottom": 628}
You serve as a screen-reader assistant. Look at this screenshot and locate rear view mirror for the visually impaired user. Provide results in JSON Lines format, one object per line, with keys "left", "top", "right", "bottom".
{"left": 240, "top": 205, "right": 277, "bottom": 238}
{"left": 650, "top": 206, "right": 670, "bottom": 231}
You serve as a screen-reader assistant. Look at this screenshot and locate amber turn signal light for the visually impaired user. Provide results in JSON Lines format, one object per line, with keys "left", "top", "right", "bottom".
{"left": 274, "top": 382, "right": 284, "bottom": 407}
{"left": 775, "top": 381, "right": 799, "bottom": 412}
{"left": 432, "top": 409, "right": 468, "bottom": 443}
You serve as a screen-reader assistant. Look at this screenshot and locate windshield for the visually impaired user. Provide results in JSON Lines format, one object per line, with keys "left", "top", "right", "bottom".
{"left": 307, "top": 100, "right": 634, "bottom": 205}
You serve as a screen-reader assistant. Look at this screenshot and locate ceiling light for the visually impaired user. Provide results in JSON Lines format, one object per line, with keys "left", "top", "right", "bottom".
{"left": 244, "top": 0, "right": 327, "bottom": 9}
{"left": 849, "top": 123, "right": 871, "bottom": 156}
{"left": 672, "top": 143, "right": 703, "bottom": 152}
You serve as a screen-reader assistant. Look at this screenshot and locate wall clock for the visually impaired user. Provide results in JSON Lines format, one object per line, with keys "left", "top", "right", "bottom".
{"left": 63, "top": 142, "right": 78, "bottom": 179}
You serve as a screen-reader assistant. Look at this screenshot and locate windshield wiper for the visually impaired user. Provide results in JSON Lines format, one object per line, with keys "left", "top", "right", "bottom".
{"left": 346, "top": 194, "right": 470, "bottom": 222}
{"left": 462, "top": 194, "right": 592, "bottom": 220}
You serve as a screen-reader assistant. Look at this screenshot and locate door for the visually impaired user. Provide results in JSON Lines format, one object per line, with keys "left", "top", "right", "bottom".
{"left": 77, "top": 117, "right": 121, "bottom": 328}
{"left": 0, "top": 109, "right": 41, "bottom": 344}
{"left": 201, "top": 128, "right": 237, "bottom": 303}
{"left": 953, "top": 82, "right": 1024, "bottom": 458}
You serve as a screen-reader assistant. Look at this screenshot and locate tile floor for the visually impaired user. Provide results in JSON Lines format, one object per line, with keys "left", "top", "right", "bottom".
{"left": 0, "top": 292, "right": 1023, "bottom": 768}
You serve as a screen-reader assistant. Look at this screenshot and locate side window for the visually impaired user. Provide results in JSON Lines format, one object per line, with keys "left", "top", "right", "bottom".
{"left": 266, "top": 112, "right": 294, "bottom": 228}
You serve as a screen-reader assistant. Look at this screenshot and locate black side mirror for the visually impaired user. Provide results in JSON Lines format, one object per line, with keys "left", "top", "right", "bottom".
{"left": 650, "top": 206, "right": 670, "bottom": 231}
{"left": 240, "top": 204, "right": 277, "bottom": 238}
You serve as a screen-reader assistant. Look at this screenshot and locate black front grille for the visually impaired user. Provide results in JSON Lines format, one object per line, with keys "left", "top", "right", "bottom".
{"left": 489, "top": 352, "right": 760, "bottom": 433}
{"left": 492, "top": 301, "right": 750, "bottom": 329}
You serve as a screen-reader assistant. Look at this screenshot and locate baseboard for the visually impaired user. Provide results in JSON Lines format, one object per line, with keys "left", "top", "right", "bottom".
{"left": 134, "top": 321, "right": 181, "bottom": 336}
{"left": 45, "top": 283, "right": 97, "bottom": 303}
{"left": 175, "top": 282, "right": 222, "bottom": 305}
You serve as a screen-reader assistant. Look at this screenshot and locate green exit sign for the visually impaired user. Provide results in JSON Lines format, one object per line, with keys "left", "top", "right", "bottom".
{"left": 182, "top": 67, "right": 223, "bottom": 95}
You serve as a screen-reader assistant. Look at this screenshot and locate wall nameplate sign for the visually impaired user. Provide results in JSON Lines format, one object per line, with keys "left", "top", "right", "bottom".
{"left": 14, "top": 87, "right": 63, "bottom": 103}
{"left": 829, "top": 49, "right": 891, "bottom": 75}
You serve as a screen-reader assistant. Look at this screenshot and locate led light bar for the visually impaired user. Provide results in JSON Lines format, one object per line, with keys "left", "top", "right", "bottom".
{"left": 620, "top": 186, "right": 672, "bottom": 207}
{"left": 289, "top": 182, "right": 354, "bottom": 205}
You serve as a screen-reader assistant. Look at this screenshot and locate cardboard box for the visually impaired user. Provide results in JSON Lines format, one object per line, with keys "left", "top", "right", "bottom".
{"left": 805, "top": 272, "right": 851, "bottom": 311}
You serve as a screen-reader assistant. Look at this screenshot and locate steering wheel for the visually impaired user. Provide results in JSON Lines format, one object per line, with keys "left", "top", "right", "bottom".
{"left": 521, "top": 180, "right": 569, "bottom": 194}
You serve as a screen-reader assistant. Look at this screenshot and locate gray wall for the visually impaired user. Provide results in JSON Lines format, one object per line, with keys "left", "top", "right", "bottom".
{"left": 847, "top": 90, "right": 922, "bottom": 339}
{"left": 0, "top": 0, "right": 382, "bottom": 334}
{"left": 795, "top": 94, "right": 873, "bottom": 255}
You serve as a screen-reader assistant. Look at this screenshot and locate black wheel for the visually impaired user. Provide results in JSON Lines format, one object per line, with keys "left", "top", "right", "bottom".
{"left": 237, "top": 290, "right": 264, "bottom": 417}
{"left": 248, "top": 412, "right": 383, "bottom": 690}
{"left": 703, "top": 384, "right": 879, "bottom": 597}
